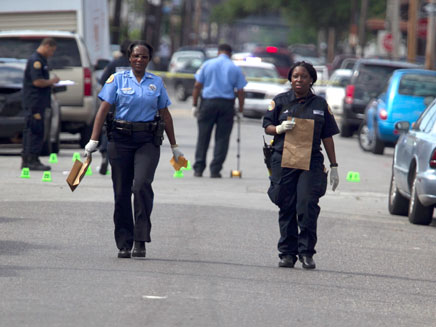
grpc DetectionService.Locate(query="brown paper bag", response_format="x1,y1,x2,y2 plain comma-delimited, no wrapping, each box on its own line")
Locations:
169,155,188,171
66,157,92,192
281,117,314,170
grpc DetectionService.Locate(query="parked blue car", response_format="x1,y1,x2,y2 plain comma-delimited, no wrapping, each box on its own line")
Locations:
358,69,436,154
389,99,436,225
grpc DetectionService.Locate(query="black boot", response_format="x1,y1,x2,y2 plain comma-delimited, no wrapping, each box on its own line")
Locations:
28,154,51,171
132,241,146,258
21,154,29,169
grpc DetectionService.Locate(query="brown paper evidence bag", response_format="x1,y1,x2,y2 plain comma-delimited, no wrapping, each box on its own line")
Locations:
281,117,314,171
66,157,92,192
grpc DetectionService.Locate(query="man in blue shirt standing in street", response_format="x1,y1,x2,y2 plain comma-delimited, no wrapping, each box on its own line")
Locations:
191,44,247,178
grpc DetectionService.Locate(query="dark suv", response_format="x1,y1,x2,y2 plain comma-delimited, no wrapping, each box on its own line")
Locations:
340,58,419,137
167,46,218,101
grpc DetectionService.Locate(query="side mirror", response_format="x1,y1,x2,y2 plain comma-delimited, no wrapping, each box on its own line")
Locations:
395,121,410,132
95,59,110,70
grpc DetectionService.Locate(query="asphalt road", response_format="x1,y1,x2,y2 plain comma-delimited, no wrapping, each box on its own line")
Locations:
1,98,436,326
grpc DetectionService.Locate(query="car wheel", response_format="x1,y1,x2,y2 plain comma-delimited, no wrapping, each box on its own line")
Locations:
372,135,385,155
79,124,93,149
358,122,374,152
408,171,433,225
388,171,409,216
340,121,354,137
175,83,187,101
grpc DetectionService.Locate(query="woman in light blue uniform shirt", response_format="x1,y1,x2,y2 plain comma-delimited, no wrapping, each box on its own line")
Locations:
84,40,184,259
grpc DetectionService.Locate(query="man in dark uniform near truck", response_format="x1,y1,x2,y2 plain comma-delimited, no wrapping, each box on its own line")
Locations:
21,37,60,170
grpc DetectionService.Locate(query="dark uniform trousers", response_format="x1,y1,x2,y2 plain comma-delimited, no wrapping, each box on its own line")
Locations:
22,107,45,155
108,130,160,250
268,151,327,258
194,98,235,175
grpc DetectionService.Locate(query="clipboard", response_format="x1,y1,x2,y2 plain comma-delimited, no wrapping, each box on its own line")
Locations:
66,157,92,192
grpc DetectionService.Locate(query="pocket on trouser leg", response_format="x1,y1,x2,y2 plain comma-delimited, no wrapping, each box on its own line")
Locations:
316,171,328,198
30,117,44,136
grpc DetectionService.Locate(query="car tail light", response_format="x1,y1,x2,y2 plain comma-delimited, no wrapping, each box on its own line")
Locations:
379,109,388,120
84,68,92,96
430,149,436,168
266,46,278,53
345,85,355,104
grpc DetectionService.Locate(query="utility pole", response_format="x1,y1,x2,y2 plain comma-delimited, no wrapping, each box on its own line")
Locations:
407,0,418,63
193,0,202,45
111,0,122,44
358,0,368,57
425,0,436,70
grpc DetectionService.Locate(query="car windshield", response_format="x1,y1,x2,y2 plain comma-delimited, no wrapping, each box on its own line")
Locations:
239,65,280,81
0,37,82,68
0,66,24,85
398,74,436,97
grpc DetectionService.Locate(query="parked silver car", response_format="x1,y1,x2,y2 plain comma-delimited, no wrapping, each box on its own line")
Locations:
389,99,436,225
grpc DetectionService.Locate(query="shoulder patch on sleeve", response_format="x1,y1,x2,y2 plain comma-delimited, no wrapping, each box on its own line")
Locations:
33,61,42,69
327,105,333,115
268,100,276,111
105,74,115,84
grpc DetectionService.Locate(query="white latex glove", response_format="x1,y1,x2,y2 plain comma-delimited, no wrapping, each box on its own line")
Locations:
171,145,184,162
84,140,99,158
276,119,296,134
192,106,199,118
330,166,339,192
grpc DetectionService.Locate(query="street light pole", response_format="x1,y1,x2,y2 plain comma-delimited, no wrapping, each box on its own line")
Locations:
391,0,400,60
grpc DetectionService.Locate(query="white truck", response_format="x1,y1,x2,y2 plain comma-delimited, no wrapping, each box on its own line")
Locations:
0,0,112,148
0,0,111,66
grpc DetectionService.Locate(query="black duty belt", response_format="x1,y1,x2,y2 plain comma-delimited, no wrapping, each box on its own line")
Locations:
114,120,156,132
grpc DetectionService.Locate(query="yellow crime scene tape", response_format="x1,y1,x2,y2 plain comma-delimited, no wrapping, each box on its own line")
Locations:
149,70,331,86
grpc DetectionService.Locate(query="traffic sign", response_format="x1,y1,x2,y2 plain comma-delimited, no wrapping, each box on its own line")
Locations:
382,33,393,52
418,18,428,39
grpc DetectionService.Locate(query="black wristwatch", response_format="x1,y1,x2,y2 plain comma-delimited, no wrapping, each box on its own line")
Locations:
330,163,338,168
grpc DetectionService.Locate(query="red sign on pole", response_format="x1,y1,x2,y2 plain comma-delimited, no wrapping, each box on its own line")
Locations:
383,33,393,52
418,18,428,39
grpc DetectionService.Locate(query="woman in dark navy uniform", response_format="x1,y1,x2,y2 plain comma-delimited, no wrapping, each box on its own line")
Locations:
263,61,340,269
84,41,184,259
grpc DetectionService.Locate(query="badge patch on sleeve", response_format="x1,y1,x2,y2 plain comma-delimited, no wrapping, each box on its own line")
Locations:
328,105,333,115
106,74,115,84
33,61,42,69
268,100,275,111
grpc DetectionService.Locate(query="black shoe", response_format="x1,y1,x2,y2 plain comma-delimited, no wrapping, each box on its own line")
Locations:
299,255,316,269
278,255,297,268
99,152,109,175
194,171,203,177
27,155,51,171
118,248,131,258
132,241,146,258
210,172,222,178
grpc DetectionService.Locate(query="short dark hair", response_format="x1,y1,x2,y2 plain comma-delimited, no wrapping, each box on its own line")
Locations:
127,40,154,60
218,44,232,54
40,38,56,47
287,61,317,85
120,39,132,55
